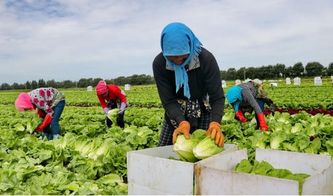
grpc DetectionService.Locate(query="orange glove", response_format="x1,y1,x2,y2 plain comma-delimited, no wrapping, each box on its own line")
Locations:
172,121,190,144
206,121,224,147
35,114,53,132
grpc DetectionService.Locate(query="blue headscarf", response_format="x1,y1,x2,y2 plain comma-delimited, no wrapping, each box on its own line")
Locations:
161,22,202,99
226,86,243,112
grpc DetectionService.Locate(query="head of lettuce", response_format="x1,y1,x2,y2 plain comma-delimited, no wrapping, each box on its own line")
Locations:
173,129,224,162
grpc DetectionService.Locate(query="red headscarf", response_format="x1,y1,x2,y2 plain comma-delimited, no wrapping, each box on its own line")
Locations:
96,80,108,96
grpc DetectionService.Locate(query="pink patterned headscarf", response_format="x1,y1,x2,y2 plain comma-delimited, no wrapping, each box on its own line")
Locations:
15,93,34,112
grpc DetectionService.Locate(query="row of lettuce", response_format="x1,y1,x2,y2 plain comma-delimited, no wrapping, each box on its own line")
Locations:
0,105,160,194
1,102,332,194
1,85,333,109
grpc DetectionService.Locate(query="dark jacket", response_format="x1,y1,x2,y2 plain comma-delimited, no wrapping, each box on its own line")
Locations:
153,48,225,125
239,82,262,114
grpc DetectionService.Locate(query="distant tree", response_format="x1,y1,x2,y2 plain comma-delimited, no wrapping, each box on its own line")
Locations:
246,67,257,79
129,74,154,85
220,70,227,80
225,68,237,80
38,79,46,87
18,84,25,89
327,62,333,76
46,79,57,88
236,67,247,80
1,83,11,90
113,76,129,86
77,78,88,88
105,79,114,85
292,62,304,77
274,64,286,78
322,67,328,76
78,78,94,87
255,67,262,79
305,62,324,76
284,66,293,77
12,82,20,89
259,65,274,79
25,81,31,89
62,80,75,88
3,63,331,89
31,80,38,89
92,78,103,86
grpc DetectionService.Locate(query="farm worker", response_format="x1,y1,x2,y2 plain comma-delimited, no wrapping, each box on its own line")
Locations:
96,80,127,128
153,22,225,147
226,80,275,131
15,88,65,140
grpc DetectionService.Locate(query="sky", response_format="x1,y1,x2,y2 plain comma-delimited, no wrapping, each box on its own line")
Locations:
1,0,333,84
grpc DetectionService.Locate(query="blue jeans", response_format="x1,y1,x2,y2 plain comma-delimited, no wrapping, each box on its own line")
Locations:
45,100,65,140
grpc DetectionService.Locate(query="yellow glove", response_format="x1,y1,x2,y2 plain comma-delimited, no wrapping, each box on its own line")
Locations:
172,121,190,144
206,121,224,147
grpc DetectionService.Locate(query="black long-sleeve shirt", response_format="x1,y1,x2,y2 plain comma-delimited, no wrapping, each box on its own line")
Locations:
153,48,225,125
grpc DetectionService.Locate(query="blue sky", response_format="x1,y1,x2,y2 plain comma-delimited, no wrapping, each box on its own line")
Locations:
1,0,332,84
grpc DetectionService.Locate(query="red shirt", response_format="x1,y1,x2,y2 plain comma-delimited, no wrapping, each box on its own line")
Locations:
97,84,127,108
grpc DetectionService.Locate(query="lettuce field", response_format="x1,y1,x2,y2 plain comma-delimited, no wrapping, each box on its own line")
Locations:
0,80,332,194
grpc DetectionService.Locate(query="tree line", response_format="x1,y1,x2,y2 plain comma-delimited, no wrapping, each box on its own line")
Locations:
0,74,155,90
221,62,333,80
1,61,332,90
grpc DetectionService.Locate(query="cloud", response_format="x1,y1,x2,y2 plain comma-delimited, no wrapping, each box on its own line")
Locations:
1,0,333,84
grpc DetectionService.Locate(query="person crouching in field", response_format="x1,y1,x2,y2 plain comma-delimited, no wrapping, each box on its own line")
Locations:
96,80,127,128
15,87,65,140
226,80,276,131
153,22,225,147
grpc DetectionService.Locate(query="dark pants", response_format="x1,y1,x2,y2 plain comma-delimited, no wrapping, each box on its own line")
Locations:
239,99,266,113
45,100,65,140
105,100,125,128
256,99,265,111
239,99,267,129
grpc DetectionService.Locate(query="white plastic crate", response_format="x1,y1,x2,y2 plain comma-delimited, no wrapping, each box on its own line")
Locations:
124,84,131,91
314,76,322,86
221,80,227,88
196,148,333,195
127,144,237,195
286,77,291,85
270,82,278,87
86,86,93,91
294,77,301,86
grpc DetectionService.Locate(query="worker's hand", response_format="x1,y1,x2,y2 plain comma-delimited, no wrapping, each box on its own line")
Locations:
36,109,46,119
206,122,224,147
172,121,190,144
270,103,277,112
257,113,268,132
35,114,53,132
118,102,126,115
103,107,109,115
34,127,43,133
235,111,247,122
265,98,274,105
